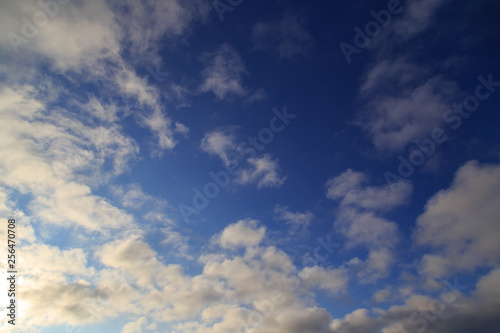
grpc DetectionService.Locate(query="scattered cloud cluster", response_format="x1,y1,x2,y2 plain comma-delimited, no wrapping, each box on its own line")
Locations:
355,0,459,152
326,169,412,283
200,128,286,188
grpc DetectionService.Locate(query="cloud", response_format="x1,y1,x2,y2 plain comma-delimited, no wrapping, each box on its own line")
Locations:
353,0,459,152
393,0,448,40
116,0,210,63
116,67,188,153
0,1,193,154
326,169,366,199
326,169,412,211
359,75,459,152
199,43,249,100
200,128,238,166
336,209,400,250
274,205,313,234
161,227,193,260
236,154,286,188
112,183,163,210
33,182,135,232
326,169,405,284
373,287,391,303
200,129,287,189
1,0,121,71
415,161,500,277
96,237,168,288
213,219,266,249
329,268,500,333
252,12,313,60
298,266,348,295
0,86,138,233
121,317,147,333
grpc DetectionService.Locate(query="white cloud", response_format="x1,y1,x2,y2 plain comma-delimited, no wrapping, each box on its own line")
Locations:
236,154,287,189
0,1,192,154
1,0,121,71
298,266,348,295
329,267,500,333
274,204,313,234
360,59,423,94
415,161,500,277
326,169,366,199
0,86,137,233
116,67,187,153
326,169,412,211
121,317,147,333
200,128,238,166
336,209,400,249
33,182,134,232
112,183,159,210
200,43,249,100
359,75,459,152
330,308,373,333
353,0,457,152
200,129,287,189
213,219,266,249
373,287,391,303
326,169,404,284
116,0,210,62
161,227,193,260
96,237,168,288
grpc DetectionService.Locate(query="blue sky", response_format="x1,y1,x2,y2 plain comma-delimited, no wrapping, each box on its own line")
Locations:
0,0,500,332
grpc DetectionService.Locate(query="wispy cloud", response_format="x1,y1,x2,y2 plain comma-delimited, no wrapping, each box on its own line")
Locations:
199,43,249,100
415,161,500,278
200,128,287,188
353,0,459,152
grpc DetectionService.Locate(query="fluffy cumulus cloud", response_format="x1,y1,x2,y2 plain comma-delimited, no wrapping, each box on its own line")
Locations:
212,219,266,249
329,267,500,333
0,86,137,233
415,161,500,277
122,317,147,333
326,169,409,284
298,266,348,295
